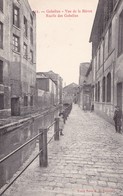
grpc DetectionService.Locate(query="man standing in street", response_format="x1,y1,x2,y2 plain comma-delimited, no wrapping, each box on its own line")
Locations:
113,106,122,133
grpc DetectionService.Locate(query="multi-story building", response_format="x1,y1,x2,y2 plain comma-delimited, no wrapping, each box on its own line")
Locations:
90,0,123,122
0,0,11,117
36,72,57,109
43,71,63,106
0,0,36,117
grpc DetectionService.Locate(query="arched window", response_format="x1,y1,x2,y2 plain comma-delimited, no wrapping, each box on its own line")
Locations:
102,77,105,102
107,73,111,102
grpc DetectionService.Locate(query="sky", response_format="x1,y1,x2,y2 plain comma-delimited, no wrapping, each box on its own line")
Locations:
28,0,98,85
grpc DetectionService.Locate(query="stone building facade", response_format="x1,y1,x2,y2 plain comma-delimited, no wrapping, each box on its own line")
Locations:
90,0,123,122
0,0,36,117
0,0,11,117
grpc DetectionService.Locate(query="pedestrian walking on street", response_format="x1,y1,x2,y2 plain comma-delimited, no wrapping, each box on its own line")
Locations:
59,113,64,136
113,106,122,133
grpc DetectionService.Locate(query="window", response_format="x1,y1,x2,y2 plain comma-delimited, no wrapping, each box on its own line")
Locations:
30,50,33,63
98,15,104,42
95,56,97,73
30,27,33,45
0,22,3,48
97,81,100,102
118,11,123,56
103,38,105,60
0,0,3,11
95,83,97,101
30,14,33,25
24,16,28,37
30,95,33,106
91,85,94,102
98,47,101,68
24,96,28,106
0,94,4,110
108,24,112,52
107,73,111,102
13,5,20,28
13,34,20,52
0,60,3,84
23,43,27,59
108,0,114,16
102,77,105,102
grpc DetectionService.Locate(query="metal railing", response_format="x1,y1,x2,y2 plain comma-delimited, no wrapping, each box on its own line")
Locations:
0,104,72,196
0,118,60,196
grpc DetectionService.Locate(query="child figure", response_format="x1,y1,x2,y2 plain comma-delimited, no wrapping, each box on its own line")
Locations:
59,113,64,136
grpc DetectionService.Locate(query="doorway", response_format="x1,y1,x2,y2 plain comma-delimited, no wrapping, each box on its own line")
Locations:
11,97,20,116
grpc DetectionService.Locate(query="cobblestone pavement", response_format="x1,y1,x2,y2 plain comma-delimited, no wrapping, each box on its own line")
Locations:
2,105,123,196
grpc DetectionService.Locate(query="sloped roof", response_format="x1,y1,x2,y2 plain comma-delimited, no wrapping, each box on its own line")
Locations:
36,72,57,84
63,83,79,92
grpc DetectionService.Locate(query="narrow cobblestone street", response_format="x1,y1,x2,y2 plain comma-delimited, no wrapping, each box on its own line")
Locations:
3,105,123,196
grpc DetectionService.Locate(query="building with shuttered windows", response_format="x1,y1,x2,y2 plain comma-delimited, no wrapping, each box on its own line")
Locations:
0,0,36,117
90,0,123,122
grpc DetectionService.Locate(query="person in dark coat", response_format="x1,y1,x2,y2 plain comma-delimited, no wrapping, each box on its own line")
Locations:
113,106,122,133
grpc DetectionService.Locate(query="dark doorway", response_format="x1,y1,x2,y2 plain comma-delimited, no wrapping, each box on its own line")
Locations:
11,98,20,116
117,83,122,110
83,94,91,110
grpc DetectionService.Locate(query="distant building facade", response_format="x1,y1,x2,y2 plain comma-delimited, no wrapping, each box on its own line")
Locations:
0,0,36,117
63,83,79,104
36,72,57,109
90,0,123,122
79,62,93,110
42,71,63,106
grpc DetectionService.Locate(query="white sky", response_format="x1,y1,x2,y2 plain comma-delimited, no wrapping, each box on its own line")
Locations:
28,0,98,85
